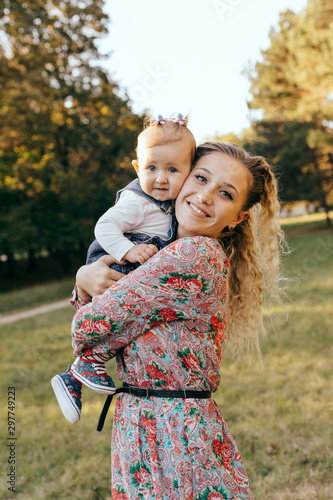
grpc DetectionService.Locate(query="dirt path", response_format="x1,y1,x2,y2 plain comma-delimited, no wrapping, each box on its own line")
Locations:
0,298,71,326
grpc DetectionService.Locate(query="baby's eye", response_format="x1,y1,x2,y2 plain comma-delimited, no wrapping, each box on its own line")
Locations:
195,174,206,183
169,167,178,173
148,165,156,171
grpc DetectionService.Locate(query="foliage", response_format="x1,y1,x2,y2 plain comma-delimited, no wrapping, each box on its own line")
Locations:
245,0,333,220
243,120,320,204
0,0,142,270
215,1,333,220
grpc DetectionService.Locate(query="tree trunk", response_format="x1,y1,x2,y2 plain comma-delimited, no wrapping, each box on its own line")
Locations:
78,239,87,262
324,206,332,227
60,248,71,274
27,248,38,272
5,249,15,277
313,159,331,227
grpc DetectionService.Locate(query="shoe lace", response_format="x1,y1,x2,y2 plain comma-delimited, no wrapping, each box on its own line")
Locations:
92,363,108,375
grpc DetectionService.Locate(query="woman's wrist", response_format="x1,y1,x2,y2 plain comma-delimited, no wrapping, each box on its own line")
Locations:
70,283,91,310
76,265,93,301
76,284,92,302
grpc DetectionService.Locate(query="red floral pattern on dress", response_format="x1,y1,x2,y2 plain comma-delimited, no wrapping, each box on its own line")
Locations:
71,236,252,499
146,363,169,385
93,319,111,334
80,318,94,333
182,352,201,372
167,276,185,289
184,278,203,293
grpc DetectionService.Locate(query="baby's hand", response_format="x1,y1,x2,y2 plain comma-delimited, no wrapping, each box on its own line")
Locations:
123,244,159,264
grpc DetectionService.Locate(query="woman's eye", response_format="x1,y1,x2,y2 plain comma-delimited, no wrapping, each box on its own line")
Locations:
221,190,233,200
195,174,206,182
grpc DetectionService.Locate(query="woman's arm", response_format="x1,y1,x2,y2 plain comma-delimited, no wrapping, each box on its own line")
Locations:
72,237,228,356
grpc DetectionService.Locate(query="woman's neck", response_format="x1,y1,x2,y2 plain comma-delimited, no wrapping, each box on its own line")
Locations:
177,225,194,239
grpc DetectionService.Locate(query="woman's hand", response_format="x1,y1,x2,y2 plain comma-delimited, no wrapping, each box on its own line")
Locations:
76,255,125,300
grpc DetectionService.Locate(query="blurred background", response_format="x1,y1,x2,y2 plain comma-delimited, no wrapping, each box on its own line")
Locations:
0,1,332,499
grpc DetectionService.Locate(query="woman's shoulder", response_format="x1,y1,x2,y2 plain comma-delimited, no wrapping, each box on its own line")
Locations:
164,236,229,269
172,235,225,251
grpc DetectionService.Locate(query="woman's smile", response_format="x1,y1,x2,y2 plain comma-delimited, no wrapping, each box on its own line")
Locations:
186,200,210,217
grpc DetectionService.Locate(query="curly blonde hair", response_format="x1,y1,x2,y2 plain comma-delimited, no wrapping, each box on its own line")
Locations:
194,142,285,361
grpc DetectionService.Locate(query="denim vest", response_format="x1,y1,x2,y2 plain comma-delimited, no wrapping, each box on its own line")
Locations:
86,179,177,274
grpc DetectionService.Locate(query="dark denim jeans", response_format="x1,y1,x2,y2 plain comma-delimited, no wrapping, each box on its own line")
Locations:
86,232,174,273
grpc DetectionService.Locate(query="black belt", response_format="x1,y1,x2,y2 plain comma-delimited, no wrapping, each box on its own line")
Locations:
97,384,212,432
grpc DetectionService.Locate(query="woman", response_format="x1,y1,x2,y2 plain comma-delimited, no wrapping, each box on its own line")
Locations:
72,142,283,499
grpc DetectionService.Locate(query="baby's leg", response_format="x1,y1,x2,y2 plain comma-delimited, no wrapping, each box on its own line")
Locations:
51,365,83,424
71,352,116,395
51,354,116,424
70,291,122,401
53,256,129,424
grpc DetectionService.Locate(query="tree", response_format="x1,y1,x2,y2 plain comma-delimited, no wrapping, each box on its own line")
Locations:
246,0,333,222
0,0,142,273
243,120,320,204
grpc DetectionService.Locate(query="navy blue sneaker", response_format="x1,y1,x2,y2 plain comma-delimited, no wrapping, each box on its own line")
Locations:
51,365,82,423
71,357,116,395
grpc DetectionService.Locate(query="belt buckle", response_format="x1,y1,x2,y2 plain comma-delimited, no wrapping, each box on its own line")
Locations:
145,387,149,398
129,386,132,396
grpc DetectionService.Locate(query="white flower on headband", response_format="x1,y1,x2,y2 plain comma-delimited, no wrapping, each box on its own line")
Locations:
171,113,188,126
151,114,167,125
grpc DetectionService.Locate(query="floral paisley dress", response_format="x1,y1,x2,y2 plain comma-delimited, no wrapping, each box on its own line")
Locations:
71,236,253,500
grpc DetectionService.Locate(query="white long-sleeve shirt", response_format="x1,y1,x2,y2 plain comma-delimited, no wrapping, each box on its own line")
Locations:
94,190,172,262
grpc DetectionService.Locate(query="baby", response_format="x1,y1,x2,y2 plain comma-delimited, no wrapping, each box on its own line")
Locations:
51,114,196,424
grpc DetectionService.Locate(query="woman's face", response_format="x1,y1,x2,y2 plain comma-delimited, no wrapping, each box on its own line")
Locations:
175,152,252,239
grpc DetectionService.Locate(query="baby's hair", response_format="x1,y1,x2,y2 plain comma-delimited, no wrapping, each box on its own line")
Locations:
136,115,196,163
194,142,286,361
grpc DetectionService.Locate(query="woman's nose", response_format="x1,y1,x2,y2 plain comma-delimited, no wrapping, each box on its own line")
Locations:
197,187,213,204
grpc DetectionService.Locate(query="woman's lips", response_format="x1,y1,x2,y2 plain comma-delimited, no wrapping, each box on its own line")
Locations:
186,200,210,217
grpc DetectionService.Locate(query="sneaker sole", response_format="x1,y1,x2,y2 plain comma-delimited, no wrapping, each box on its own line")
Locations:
71,368,116,395
51,375,81,424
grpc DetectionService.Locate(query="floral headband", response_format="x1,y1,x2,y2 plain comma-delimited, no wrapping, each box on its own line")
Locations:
150,113,188,127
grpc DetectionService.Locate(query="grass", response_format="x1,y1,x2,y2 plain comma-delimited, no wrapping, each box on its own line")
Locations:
0,309,115,500
0,278,75,316
1,224,333,499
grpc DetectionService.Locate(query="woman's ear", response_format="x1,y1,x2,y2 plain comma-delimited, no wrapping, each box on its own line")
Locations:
132,160,139,174
233,211,249,227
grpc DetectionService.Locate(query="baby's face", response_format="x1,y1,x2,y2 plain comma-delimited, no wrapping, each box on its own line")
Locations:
133,141,192,201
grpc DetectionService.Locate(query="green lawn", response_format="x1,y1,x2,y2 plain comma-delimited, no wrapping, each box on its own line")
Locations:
0,278,75,316
1,228,332,499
